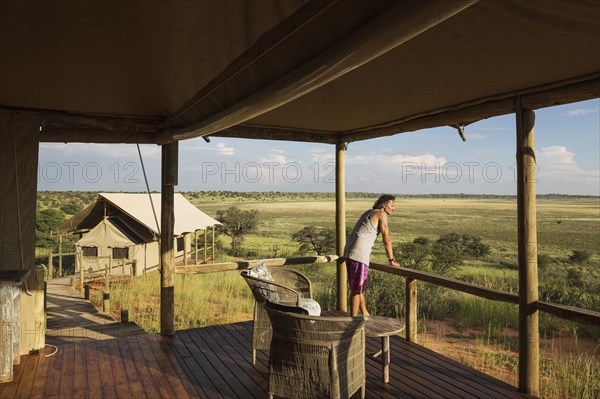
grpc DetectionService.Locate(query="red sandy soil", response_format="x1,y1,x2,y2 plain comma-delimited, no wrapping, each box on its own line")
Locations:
417,319,598,388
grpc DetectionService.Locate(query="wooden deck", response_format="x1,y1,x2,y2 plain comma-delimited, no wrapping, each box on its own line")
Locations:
45,277,146,345
1,320,532,399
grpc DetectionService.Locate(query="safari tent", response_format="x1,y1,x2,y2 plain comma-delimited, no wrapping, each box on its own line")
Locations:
0,1,599,396
58,193,221,275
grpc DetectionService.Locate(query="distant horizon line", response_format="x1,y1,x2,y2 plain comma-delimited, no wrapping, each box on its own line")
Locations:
37,190,599,198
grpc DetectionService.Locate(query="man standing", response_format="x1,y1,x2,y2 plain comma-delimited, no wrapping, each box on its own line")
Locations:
344,194,399,316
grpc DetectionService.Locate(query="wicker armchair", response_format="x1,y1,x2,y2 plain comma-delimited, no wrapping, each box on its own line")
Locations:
241,268,313,364
265,302,366,399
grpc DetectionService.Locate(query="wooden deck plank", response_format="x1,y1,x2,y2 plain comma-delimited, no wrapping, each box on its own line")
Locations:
96,340,118,399
167,331,216,398
106,338,133,398
202,324,267,398
399,338,529,399
154,334,200,398
179,329,240,398
29,348,53,399
84,341,103,399
13,352,41,399
135,334,178,399
44,340,65,399
72,339,88,399
58,344,76,399
115,336,148,399
126,335,163,399
3,320,531,399
145,334,192,399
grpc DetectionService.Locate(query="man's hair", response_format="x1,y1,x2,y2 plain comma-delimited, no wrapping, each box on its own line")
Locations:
372,194,396,209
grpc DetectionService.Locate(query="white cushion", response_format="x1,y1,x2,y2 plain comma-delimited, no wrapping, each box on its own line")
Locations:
298,298,321,316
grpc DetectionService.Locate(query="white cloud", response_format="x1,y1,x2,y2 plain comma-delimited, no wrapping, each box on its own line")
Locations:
564,108,598,117
40,143,160,159
260,148,287,164
537,146,599,186
216,142,235,155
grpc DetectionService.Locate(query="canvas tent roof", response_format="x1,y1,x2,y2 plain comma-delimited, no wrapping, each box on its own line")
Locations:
58,193,221,236
1,0,598,145
77,218,142,248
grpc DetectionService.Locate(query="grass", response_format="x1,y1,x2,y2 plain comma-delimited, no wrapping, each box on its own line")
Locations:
44,192,599,398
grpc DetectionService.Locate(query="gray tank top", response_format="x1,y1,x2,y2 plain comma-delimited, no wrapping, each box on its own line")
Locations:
344,209,379,264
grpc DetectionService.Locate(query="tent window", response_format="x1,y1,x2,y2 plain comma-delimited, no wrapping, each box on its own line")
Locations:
176,237,184,252
82,246,98,257
112,247,129,260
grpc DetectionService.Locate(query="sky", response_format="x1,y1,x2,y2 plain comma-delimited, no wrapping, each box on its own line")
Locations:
38,99,600,195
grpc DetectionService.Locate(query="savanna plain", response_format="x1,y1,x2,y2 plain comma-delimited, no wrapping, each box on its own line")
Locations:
39,192,599,399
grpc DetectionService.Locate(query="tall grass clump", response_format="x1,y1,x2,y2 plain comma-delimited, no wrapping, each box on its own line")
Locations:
98,271,254,332
540,350,600,399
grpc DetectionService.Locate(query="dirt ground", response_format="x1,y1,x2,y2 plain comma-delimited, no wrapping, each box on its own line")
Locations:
416,319,598,388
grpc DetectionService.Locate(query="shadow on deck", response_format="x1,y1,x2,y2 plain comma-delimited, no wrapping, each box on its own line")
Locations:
1,321,532,399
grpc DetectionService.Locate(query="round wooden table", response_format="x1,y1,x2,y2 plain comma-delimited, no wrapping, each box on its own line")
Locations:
364,316,405,383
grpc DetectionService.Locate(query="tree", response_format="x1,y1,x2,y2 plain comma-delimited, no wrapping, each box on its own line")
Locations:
215,207,259,251
36,208,66,249
292,226,336,255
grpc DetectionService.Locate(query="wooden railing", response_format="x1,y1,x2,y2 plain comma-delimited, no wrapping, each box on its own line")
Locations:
173,255,600,336
369,262,600,342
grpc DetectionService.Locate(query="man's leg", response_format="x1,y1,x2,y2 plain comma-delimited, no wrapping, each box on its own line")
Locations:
350,294,361,316
359,292,369,316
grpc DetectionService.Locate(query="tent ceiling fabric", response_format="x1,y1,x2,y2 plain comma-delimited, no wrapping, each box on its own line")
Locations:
1,0,599,145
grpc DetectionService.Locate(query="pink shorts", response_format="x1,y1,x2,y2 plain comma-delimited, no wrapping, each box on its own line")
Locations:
346,258,369,295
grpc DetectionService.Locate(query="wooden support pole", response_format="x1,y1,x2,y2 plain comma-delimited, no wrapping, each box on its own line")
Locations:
161,141,178,336
211,226,215,262
335,142,347,312
516,105,539,396
58,235,63,277
406,278,418,343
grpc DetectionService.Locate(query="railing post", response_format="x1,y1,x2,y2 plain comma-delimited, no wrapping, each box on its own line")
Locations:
84,284,90,300
102,291,110,313
121,309,129,323
406,278,417,343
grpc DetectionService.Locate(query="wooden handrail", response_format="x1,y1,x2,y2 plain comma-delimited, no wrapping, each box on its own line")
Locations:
175,255,339,274
370,262,519,304
536,301,600,326
369,262,599,328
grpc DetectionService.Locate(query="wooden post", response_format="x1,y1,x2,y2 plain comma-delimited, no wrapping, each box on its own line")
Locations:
406,278,418,342
335,142,347,312
106,255,112,291
84,284,90,300
194,230,198,264
211,226,215,262
78,250,84,293
121,309,129,323
161,141,178,335
58,235,63,277
204,229,208,263
183,234,188,266
516,105,539,396
102,291,110,313
48,252,53,280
